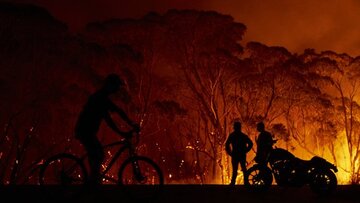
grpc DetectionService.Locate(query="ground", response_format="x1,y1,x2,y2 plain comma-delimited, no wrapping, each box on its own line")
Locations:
0,185,359,203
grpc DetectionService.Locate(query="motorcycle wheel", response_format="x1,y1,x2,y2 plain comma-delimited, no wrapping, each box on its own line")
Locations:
244,164,273,192
309,169,337,195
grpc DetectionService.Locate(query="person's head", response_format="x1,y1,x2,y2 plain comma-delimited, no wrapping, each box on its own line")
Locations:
257,122,265,132
103,73,125,94
233,121,241,132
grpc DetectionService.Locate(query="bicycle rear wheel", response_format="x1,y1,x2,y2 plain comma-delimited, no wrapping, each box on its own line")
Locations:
39,153,87,199
118,156,163,200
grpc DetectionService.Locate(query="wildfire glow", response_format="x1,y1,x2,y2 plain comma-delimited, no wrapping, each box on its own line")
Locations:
217,131,356,185
2,2,360,186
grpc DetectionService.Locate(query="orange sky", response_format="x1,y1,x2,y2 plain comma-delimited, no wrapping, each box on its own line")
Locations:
12,0,360,56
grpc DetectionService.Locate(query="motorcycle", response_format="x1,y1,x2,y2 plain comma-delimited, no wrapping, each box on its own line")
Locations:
244,142,338,194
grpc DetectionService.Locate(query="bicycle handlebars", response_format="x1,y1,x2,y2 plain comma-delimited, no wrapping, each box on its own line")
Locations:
121,128,141,146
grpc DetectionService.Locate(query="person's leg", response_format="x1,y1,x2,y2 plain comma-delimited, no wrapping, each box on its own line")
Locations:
83,137,104,185
239,154,247,184
256,152,268,181
230,158,239,185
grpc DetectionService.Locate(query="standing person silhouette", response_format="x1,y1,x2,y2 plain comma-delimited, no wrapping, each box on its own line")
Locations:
255,122,275,167
225,121,253,185
75,73,139,185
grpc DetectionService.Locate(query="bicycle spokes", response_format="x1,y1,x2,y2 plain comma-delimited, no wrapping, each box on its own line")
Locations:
131,161,146,182
40,154,87,185
119,156,163,185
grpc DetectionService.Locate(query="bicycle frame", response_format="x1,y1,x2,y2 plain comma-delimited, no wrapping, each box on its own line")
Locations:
104,139,137,182
77,138,137,183
39,129,165,188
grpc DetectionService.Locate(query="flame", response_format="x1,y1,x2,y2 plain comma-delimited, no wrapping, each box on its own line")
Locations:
218,130,356,185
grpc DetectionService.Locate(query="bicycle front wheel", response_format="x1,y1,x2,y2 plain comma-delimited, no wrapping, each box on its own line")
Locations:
118,156,163,200
118,156,163,185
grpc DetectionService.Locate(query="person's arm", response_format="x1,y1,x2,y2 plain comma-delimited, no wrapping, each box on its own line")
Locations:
225,134,232,155
103,112,129,138
246,135,253,152
265,132,274,147
108,100,139,131
113,105,133,125
116,107,140,132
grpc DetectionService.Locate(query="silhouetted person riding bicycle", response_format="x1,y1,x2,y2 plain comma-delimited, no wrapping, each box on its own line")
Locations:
75,73,139,185
255,122,275,167
225,121,253,185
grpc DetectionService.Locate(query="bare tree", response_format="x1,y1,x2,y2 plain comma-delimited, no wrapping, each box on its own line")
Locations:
298,51,360,183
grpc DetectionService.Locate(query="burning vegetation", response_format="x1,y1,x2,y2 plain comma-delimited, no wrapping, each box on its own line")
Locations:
0,2,359,185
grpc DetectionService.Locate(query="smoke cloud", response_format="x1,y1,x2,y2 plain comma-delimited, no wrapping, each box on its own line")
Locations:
10,0,360,56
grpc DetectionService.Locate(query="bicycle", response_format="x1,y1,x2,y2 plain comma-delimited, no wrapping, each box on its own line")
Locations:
38,129,164,200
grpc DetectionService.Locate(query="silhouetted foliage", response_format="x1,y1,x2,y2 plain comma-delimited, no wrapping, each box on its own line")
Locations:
1,2,360,184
